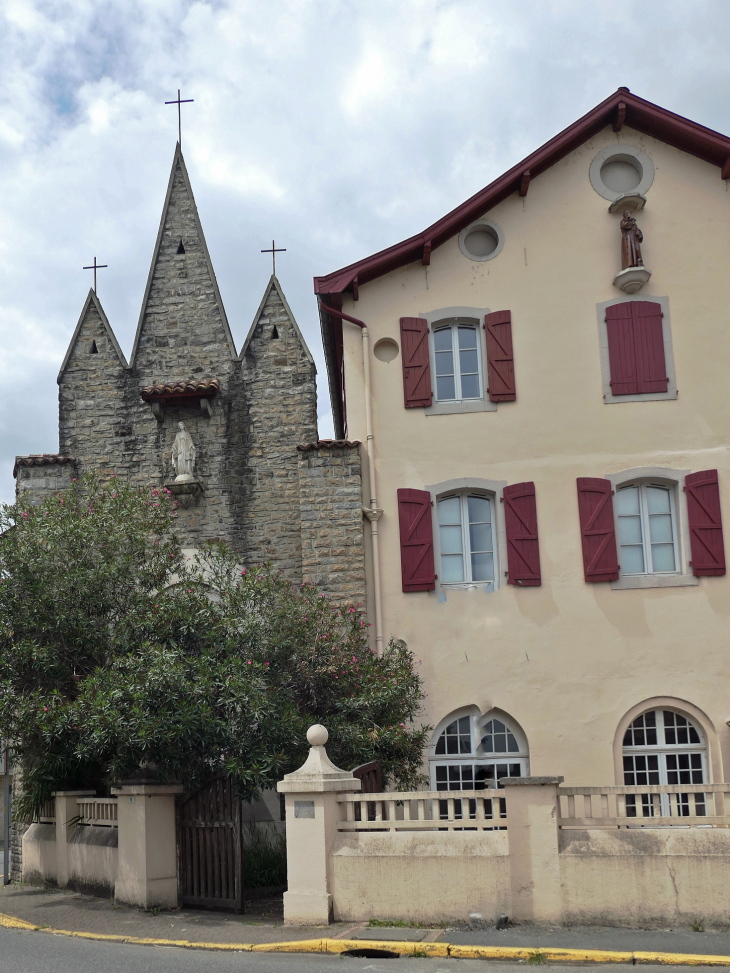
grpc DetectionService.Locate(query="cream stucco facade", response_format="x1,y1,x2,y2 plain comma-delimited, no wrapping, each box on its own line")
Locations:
328,122,730,788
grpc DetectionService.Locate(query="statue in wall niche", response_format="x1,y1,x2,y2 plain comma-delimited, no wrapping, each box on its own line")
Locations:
171,421,196,482
620,210,644,269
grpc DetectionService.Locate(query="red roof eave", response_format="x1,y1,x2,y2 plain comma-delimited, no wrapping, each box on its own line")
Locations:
313,88,730,297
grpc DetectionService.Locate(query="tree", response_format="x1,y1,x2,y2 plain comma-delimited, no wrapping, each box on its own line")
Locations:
0,474,428,815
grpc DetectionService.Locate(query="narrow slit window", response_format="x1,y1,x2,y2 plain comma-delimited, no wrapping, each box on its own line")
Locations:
177,240,186,254
89,340,98,355
271,325,279,339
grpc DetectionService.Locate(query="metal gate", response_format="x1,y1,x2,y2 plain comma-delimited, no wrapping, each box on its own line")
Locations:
177,774,244,912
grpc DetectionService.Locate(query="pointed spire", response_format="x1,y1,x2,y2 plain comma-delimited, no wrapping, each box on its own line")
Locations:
130,145,236,373
58,289,128,382
240,274,314,367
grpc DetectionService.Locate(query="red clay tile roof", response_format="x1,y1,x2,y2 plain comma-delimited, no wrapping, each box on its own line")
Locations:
140,378,220,401
13,454,76,478
297,440,361,451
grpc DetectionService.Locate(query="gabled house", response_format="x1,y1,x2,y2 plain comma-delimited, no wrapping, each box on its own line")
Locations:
314,88,730,791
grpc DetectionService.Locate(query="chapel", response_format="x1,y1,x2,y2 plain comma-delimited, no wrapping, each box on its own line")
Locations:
13,146,366,608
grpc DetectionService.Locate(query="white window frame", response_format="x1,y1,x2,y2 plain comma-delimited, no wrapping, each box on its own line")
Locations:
595,295,678,404
621,707,707,817
432,323,483,403
616,482,680,576
426,478,508,596
428,708,529,791
606,468,698,589
437,493,496,588
420,307,496,416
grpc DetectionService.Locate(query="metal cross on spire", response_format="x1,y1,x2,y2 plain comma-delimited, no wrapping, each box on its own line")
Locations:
83,256,108,294
165,89,194,147
261,240,286,277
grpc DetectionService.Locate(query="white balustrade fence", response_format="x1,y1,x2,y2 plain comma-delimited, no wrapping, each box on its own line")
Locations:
338,790,508,831
558,783,730,828
75,797,118,828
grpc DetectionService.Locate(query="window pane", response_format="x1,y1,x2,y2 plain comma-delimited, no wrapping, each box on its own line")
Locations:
649,514,673,544
460,373,481,399
646,486,671,514
471,551,494,582
441,554,464,583
436,375,455,400
433,329,452,352
439,525,463,555
469,523,492,553
459,349,478,374
621,544,645,574
616,486,640,515
457,326,477,349
438,496,461,525
468,496,491,524
651,543,675,572
435,351,454,376
619,516,643,545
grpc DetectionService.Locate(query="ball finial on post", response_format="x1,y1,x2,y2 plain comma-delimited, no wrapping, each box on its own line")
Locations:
307,724,328,747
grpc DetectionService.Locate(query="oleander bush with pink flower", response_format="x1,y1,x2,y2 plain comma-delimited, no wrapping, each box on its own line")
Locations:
0,473,428,817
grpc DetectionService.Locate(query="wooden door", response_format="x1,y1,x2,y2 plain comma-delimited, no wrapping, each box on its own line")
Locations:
177,774,243,913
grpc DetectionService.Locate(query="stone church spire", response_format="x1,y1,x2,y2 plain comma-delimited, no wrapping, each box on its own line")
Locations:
130,145,236,378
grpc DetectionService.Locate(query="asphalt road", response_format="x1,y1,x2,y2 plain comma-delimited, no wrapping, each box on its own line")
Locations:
0,927,699,973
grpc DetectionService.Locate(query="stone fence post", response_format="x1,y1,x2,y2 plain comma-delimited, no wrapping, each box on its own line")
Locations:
277,725,361,925
54,790,95,888
502,776,563,923
112,782,183,909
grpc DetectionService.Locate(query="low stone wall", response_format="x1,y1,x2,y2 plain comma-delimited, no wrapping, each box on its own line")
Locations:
560,828,730,928
331,831,510,923
23,823,118,898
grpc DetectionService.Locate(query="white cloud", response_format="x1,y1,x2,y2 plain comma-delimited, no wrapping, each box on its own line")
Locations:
2,0,730,500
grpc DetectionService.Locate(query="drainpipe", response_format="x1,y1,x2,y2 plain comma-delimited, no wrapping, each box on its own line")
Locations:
319,301,384,653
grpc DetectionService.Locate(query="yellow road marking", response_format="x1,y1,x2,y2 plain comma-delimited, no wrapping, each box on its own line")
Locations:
1,913,729,963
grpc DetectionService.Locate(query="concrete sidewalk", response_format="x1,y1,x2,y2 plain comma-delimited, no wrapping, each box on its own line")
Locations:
2,884,730,961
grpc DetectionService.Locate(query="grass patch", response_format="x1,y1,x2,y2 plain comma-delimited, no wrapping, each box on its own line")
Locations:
528,952,547,965
410,947,429,958
690,918,705,932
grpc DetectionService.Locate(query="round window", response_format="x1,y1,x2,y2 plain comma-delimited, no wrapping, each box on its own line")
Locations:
589,145,654,202
458,220,504,262
373,337,399,362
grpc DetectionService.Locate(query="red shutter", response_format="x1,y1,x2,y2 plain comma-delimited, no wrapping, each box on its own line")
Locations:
397,488,436,592
685,470,726,577
503,482,541,586
399,317,432,408
576,478,619,582
606,301,668,395
484,311,516,402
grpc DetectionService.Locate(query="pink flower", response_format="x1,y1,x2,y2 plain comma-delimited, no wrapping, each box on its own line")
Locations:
43,706,48,712
264,662,269,667
247,660,252,665
21,512,28,518
241,569,246,576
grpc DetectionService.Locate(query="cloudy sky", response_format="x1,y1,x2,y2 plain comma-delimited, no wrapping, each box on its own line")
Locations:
2,0,730,501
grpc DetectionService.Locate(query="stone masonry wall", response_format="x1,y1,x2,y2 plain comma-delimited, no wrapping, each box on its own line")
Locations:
297,442,366,607
14,459,77,503
240,281,318,579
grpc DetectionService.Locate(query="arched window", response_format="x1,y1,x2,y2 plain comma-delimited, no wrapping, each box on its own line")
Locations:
622,708,706,816
433,323,482,402
429,709,529,793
